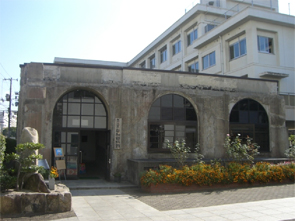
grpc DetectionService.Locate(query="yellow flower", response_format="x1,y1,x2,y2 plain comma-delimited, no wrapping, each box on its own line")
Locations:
50,166,59,178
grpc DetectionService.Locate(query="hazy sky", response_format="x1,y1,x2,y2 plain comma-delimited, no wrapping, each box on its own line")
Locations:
0,0,294,111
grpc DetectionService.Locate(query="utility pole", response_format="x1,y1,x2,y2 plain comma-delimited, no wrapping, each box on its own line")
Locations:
4,78,18,138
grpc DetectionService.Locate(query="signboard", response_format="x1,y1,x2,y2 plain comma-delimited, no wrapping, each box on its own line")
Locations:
54,147,64,157
56,160,66,170
114,118,122,149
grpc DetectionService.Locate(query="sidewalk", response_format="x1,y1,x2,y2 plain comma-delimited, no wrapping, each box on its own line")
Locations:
1,182,294,221
69,184,295,221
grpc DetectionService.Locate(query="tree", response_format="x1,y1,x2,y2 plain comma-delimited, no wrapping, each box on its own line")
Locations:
6,142,44,190
2,127,17,138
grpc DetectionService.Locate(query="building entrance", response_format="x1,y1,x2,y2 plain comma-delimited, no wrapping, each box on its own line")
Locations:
52,89,109,180
79,130,110,179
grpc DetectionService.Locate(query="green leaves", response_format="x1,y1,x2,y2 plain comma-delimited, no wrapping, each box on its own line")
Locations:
285,135,295,161
166,139,190,168
224,134,260,163
6,142,45,190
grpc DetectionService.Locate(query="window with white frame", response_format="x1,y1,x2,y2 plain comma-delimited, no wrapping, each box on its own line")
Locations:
160,47,167,63
173,40,181,55
230,38,247,60
149,55,155,69
205,24,216,33
187,29,198,46
188,62,199,73
257,36,273,53
202,51,215,70
140,61,146,68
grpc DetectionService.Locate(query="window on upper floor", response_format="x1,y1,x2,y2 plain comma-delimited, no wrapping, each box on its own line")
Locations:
140,61,146,68
188,62,199,73
202,51,215,70
173,40,181,55
187,29,198,46
258,36,273,54
160,47,167,63
230,38,247,60
205,24,216,33
149,55,155,69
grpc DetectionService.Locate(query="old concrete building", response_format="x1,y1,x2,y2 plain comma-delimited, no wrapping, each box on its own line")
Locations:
18,0,293,182
18,62,288,182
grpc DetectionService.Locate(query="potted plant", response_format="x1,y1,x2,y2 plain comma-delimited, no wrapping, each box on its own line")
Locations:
113,171,121,183
49,166,59,190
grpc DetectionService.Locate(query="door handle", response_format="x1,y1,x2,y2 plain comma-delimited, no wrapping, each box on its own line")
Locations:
79,151,82,163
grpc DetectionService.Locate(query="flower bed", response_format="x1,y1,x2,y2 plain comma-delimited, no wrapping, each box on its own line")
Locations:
140,162,295,193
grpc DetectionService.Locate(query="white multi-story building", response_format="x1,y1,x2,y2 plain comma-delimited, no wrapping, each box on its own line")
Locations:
55,0,295,134
0,110,17,135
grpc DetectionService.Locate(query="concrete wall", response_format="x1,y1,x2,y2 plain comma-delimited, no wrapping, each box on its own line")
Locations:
18,62,288,179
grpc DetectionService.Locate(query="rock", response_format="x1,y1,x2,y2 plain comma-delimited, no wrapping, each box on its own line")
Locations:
0,184,72,215
23,173,50,193
21,193,46,214
59,192,72,212
0,194,21,215
46,193,60,212
20,127,39,143
19,127,39,166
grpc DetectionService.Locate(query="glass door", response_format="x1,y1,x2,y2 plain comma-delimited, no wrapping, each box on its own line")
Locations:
65,132,79,178
53,131,79,179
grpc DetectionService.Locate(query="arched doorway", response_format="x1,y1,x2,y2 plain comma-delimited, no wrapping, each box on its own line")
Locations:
52,89,110,179
229,98,269,152
148,94,198,152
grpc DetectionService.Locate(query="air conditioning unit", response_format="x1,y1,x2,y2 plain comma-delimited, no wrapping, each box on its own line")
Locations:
208,1,214,5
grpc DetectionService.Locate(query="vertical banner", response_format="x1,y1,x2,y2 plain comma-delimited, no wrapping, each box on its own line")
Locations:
114,118,122,149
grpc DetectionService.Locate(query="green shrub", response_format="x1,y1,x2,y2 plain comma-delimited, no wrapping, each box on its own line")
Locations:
6,142,45,190
140,162,295,187
285,135,295,161
0,134,6,169
224,134,260,163
0,171,16,192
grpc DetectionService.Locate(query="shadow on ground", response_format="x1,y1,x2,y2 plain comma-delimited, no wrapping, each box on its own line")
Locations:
122,183,295,211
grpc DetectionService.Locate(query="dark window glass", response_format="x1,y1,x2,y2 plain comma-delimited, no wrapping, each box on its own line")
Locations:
53,90,107,129
229,99,269,152
186,109,197,121
174,108,186,120
148,94,198,152
161,107,173,120
230,110,239,122
149,107,160,120
161,95,173,107
174,95,184,107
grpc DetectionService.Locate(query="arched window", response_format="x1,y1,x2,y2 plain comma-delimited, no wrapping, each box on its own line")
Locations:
53,90,107,130
148,94,198,152
229,99,269,152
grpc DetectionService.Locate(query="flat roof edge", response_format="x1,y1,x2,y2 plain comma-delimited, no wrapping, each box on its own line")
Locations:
54,57,128,67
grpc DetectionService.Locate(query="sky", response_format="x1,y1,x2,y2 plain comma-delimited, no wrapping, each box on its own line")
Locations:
0,0,294,112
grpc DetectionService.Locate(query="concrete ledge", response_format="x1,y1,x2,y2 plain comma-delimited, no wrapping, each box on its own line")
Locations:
0,184,71,215
142,181,294,194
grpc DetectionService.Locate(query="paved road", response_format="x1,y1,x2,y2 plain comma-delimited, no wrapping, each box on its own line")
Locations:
1,183,295,221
